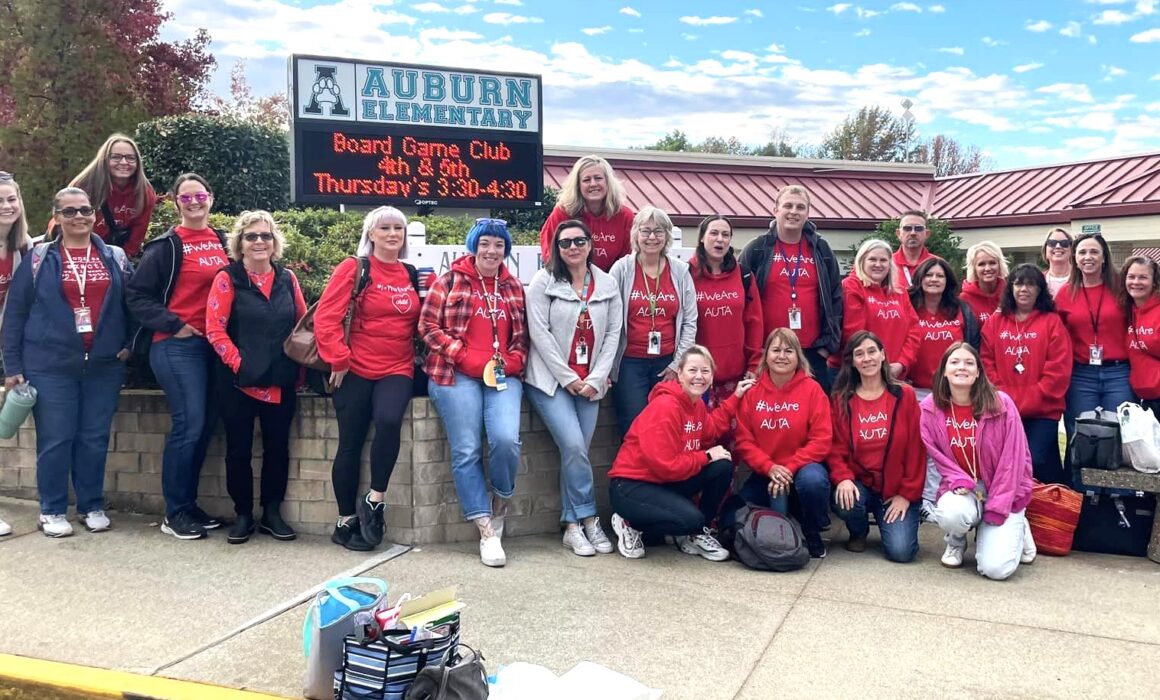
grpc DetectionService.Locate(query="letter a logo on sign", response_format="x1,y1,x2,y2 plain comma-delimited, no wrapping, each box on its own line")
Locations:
305,65,350,117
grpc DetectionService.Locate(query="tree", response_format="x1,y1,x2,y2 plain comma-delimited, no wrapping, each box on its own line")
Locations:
0,0,214,212
914,134,989,177
644,129,694,152
860,215,965,274
205,60,290,130
818,106,919,162
698,135,750,155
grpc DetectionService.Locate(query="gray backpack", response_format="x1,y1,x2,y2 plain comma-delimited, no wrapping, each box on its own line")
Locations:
729,504,810,572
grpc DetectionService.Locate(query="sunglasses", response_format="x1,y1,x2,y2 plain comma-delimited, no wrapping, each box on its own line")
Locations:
56,206,95,218
0,171,12,182
242,232,274,243
1045,239,1072,249
557,237,590,249
177,192,211,204
475,217,507,226
900,225,926,233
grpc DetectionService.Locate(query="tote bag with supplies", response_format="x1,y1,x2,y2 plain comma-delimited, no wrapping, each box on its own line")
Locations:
334,613,461,700
303,576,389,700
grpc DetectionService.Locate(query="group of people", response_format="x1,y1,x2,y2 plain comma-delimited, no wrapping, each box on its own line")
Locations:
1,148,1158,582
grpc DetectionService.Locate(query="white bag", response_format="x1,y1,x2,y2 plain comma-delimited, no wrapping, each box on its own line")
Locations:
1117,402,1160,474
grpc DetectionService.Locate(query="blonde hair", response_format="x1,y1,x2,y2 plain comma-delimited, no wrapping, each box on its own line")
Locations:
757,328,813,378
678,344,717,373
0,175,31,254
228,210,285,261
630,206,673,255
69,133,154,218
556,155,626,218
853,238,896,288
357,206,408,259
776,184,812,208
965,240,1009,283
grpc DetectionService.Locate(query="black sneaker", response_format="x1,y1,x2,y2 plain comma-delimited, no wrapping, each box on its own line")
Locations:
260,507,297,541
332,517,373,552
188,504,223,530
227,514,256,545
805,532,827,559
356,492,386,547
161,510,207,540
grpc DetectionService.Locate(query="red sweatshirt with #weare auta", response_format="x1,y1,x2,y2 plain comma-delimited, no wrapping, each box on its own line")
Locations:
1128,295,1160,400
539,205,635,272
689,259,763,384
733,370,833,476
832,275,921,374
981,310,1072,420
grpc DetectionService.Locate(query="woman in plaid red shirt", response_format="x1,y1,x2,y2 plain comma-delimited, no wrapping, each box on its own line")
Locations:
420,219,529,567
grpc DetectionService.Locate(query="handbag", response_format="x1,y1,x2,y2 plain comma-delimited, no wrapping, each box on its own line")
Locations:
1071,408,1123,471
284,256,371,372
334,614,461,700
405,645,488,700
302,576,389,700
1118,402,1160,474
1025,480,1083,556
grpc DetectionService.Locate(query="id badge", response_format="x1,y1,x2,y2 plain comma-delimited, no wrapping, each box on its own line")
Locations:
1014,361,1025,374
788,305,802,330
647,330,662,356
575,339,589,366
74,306,93,334
493,365,508,392
974,480,987,503
1089,344,1103,366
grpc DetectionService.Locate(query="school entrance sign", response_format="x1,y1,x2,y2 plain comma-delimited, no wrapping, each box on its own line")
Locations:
288,55,544,209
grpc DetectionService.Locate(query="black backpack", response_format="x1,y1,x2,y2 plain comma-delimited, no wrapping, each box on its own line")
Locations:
1071,409,1122,471
725,503,810,572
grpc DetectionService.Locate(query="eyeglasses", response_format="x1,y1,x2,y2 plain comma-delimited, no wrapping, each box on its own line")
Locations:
475,217,507,226
242,232,275,243
1045,239,1072,249
177,192,211,204
56,206,95,218
638,228,667,239
900,225,926,233
557,237,590,249
108,154,137,164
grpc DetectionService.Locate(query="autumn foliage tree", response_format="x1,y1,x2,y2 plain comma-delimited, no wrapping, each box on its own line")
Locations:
0,0,214,213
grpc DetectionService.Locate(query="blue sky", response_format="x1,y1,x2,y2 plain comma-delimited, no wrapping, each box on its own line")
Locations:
161,0,1160,169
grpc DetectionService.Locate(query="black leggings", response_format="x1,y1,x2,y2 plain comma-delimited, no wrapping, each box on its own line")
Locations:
331,372,412,516
220,385,297,515
608,459,734,536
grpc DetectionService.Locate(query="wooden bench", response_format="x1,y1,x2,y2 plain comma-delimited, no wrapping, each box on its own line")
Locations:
1081,468,1160,564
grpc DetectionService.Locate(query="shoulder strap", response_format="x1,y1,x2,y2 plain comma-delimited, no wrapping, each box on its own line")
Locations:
741,270,752,297
100,202,118,232
403,262,420,296
29,242,51,282
352,256,371,297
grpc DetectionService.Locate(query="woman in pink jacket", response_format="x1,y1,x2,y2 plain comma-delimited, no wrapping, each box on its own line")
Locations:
919,342,1035,580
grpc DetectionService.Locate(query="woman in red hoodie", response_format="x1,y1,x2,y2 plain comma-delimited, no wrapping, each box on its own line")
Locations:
829,331,925,561
608,345,754,562
981,264,1072,484
689,215,762,406
538,155,634,271
734,328,833,558
67,133,157,257
960,240,1008,327
832,238,920,380
1121,256,1160,415
907,257,981,391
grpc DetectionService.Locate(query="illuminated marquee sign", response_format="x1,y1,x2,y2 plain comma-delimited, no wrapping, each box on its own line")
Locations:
289,55,543,208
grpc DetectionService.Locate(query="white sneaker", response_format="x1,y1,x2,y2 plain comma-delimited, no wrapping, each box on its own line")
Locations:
80,510,112,533
0,517,11,537
610,513,645,559
583,517,615,554
941,543,965,568
479,535,506,567
676,528,731,562
1021,518,1037,564
38,514,74,538
562,526,596,556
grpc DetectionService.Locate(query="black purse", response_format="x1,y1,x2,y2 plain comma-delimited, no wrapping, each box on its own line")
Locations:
405,645,488,700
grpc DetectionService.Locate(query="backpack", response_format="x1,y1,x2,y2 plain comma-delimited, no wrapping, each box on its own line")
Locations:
28,240,130,281
1071,408,1122,471
726,503,810,572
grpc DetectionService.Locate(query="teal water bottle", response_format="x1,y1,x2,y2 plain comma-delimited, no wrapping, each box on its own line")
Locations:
0,382,37,439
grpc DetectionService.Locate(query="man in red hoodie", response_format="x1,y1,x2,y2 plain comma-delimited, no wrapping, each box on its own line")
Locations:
892,210,938,290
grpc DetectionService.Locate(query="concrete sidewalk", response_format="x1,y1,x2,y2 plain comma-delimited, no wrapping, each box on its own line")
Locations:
1,494,1159,699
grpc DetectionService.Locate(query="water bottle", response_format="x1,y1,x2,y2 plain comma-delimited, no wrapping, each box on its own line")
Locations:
0,382,37,439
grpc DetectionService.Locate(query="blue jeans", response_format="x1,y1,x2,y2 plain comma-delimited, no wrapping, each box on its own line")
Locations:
27,362,125,515
525,385,600,523
1065,362,1133,485
1023,417,1065,485
150,336,217,517
609,459,734,536
612,354,673,437
428,372,523,521
832,480,920,562
739,462,832,535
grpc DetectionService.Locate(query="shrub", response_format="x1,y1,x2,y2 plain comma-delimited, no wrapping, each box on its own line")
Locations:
857,216,965,274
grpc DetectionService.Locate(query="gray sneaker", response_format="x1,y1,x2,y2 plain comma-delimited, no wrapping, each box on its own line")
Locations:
562,526,596,556
676,528,730,562
610,513,645,559
584,517,614,554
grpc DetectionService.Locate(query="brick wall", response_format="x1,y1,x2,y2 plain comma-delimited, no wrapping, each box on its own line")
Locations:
0,389,619,544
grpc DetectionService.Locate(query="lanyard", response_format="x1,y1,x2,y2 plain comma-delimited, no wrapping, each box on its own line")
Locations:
639,258,665,330
902,265,913,286
1081,284,1105,342
950,405,979,482
575,271,592,314
480,273,502,357
63,243,94,305
1011,312,1030,363
776,240,805,300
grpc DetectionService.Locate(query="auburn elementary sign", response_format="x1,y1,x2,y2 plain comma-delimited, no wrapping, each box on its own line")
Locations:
288,55,544,209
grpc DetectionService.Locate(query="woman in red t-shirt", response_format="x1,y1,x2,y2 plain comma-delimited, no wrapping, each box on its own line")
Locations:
66,133,157,257
829,331,925,562
960,241,1008,327
538,155,634,271
1120,256,1160,414
688,215,762,407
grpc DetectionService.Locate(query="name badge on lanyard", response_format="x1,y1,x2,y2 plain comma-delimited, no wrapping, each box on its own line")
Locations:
779,240,805,331
1089,344,1103,366
575,339,589,365
65,244,95,334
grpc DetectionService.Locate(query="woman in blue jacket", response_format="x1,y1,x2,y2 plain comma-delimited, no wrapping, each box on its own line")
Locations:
1,187,134,537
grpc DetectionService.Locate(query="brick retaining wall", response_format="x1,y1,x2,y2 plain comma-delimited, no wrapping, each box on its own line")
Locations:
0,390,621,544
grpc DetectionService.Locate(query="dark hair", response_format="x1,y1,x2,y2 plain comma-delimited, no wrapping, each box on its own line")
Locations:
908,257,961,318
1040,227,1073,266
999,264,1054,315
1066,232,1115,295
1118,255,1160,316
931,342,1000,417
831,330,899,418
170,172,213,197
547,219,591,282
692,215,737,277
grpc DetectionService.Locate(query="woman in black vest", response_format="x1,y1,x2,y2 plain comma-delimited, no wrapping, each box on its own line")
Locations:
206,211,306,544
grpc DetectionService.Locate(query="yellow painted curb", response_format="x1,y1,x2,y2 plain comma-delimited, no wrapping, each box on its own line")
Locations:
0,653,295,700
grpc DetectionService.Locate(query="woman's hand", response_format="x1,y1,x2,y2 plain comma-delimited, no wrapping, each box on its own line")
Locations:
565,379,587,396
4,374,26,391
116,349,130,362
767,464,793,498
888,362,905,379
174,324,203,338
743,371,756,381
329,368,349,390
733,378,756,398
835,479,858,511
883,495,911,524
577,383,598,399
658,367,677,382
706,445,731,462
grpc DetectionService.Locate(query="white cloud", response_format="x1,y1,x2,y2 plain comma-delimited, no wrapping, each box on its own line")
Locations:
412,2,450,11
1140,0,1157,14
981,36,1004,47
938,47,965,55
855,28,872,36
1089,34,1099,43
721,50,758,62
1013,62,1044,73
679,16,739,25
1037,82,1096,103
1103,65,1128,79
1131,27,1160,40
494,0,522,5
928,4,945,12
950,108,1015,131
1077,112,1118,130
1093,9,1134,23
1026,19,1052,32
745,9,764,17
619,6,641,17
453,4,478,13
482,12,542,24
581,26,611,36
828,3,854,13
891,2,922,11
1059,21,1082,37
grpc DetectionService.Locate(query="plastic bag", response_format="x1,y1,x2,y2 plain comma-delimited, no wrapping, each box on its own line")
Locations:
488,662,562,699
1118,402,1160,474
558,662,663,700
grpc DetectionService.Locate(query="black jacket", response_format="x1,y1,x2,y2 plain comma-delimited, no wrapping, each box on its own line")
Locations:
961,302,981,349
738,221,844,354
125,226,228,354
220,261,299,388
